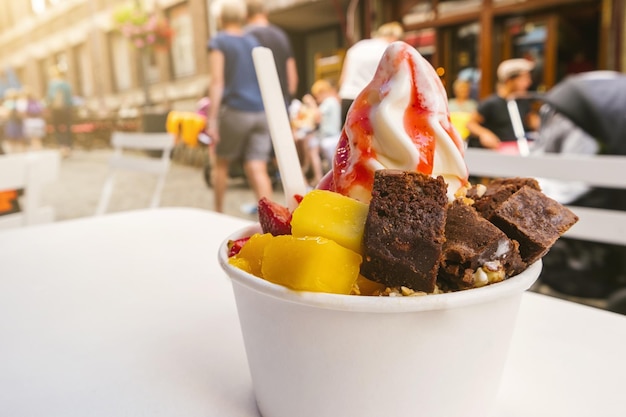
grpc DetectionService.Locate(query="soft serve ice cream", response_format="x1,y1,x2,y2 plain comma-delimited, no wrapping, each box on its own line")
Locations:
318,41,468,202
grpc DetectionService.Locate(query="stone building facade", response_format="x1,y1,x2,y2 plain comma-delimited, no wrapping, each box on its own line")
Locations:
1,1,211,115
0,0,623,122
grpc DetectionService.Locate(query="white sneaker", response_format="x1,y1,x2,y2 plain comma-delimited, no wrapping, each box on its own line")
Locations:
240,203,258,215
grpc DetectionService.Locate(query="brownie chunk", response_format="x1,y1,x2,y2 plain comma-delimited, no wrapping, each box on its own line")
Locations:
440,200,526,290
468,177,541,221
490,186,579,265
360,170,448,292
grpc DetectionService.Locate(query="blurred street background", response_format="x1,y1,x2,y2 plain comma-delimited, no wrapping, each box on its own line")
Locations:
2,0,624,226
40,146,282,222
2,0,626,314
3,0,623,231
1,0,623,129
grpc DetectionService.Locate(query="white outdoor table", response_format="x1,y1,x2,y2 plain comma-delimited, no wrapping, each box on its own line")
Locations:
0,208,624,416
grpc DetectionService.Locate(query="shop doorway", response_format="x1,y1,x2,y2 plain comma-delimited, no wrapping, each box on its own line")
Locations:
502,15,557,92
555,5,600,81
440,22,481,100
499,4,600,92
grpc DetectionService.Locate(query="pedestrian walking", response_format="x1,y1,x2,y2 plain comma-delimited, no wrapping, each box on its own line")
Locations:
245,0,298,106
448,78,478,142
1,88,25,153
20,86,46,150
308,79,341,184
206,0,273,214
46,66,73,157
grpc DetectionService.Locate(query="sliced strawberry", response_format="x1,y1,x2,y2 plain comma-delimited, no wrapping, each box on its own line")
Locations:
258,197,292,236
228,237,250,257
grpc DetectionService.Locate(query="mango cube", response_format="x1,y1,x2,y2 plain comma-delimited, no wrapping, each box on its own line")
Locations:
228,256,253,274
262,235,362,294
353,275,387,296
291,190,369,254
229,233,273,277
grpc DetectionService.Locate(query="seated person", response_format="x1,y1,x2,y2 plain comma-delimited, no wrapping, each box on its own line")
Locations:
466,59,539,153
305,80,341,185
448,78,477,142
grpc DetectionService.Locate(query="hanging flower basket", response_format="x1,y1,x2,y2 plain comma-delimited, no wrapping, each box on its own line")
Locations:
113,3,174,50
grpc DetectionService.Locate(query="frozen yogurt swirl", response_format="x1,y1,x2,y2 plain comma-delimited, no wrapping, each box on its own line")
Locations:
319,41,468,202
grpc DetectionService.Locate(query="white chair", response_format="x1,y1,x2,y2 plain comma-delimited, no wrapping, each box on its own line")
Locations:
0,150,60,230
464,148,626,246
95,132,175,216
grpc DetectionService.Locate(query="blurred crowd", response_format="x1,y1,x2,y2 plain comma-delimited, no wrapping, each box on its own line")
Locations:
0,65,76,157
0,86,46,153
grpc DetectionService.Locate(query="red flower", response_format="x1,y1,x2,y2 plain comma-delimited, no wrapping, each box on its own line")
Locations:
113,4,173,51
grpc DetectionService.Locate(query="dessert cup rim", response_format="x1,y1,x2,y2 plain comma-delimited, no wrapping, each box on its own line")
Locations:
218,223,542,313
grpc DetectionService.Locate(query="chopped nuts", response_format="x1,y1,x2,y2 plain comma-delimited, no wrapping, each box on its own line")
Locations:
472,264,506,287
474,183,487,198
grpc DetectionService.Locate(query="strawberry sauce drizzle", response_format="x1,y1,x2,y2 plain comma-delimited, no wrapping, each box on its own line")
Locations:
331,93,377,196
330,47,439,197
403,48,435,175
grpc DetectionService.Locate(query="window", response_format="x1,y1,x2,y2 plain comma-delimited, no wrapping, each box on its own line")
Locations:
144,50,159,84
403,2,434,26
31,0,46,14
405,28,436,61
0,2,12,30
111,33,133,91
54,52,68,74
76,44,94,97
38,57,52,98
169,3,196,78
439,22,481,99
31,0,65,15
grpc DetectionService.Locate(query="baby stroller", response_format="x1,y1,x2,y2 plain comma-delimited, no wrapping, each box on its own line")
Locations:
534,71,626,312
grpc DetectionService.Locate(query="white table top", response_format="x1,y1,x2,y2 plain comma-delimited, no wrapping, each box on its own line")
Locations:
0,208,624,416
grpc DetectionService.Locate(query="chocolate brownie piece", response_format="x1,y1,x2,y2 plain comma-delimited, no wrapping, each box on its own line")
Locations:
468,177,541,221
440,200,526,290
490,186,579,265
360,170,448,293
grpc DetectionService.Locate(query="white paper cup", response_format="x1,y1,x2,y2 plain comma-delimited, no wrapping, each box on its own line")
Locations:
219,224,541,417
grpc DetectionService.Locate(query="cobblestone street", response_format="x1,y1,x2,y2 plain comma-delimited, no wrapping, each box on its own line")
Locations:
41,148,284,223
